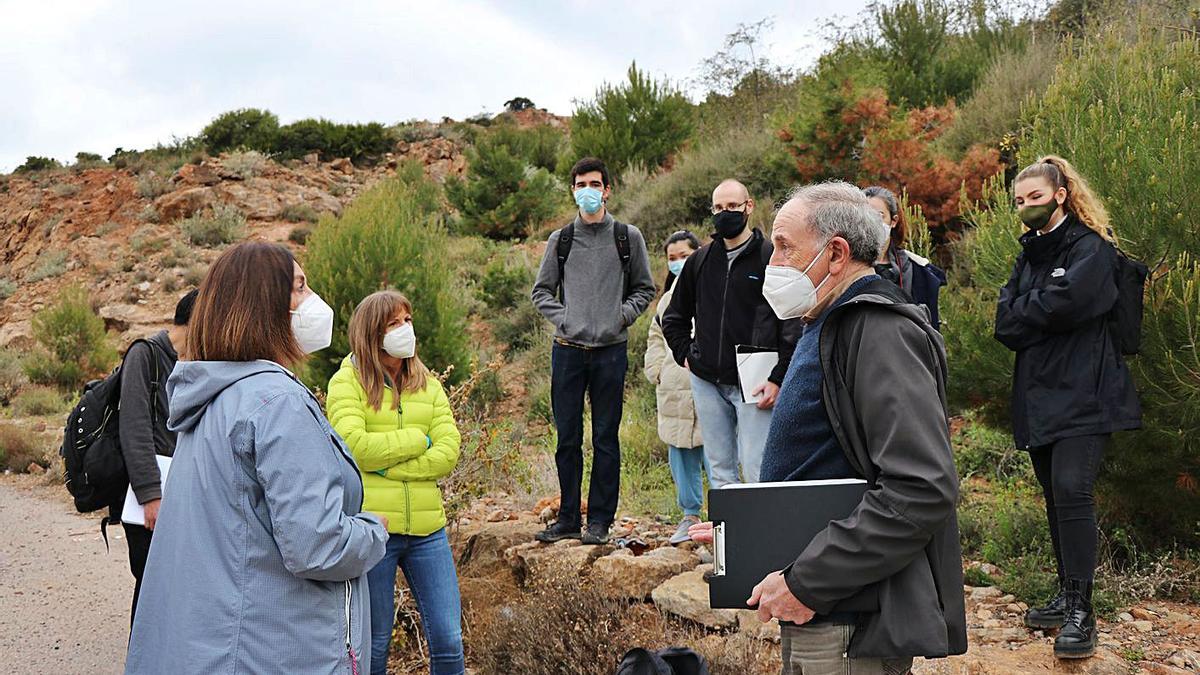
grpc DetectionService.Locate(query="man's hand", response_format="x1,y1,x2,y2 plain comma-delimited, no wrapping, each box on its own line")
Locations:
748,571,815,625
687,520,714,544
753,382,780,410
142,499,162,531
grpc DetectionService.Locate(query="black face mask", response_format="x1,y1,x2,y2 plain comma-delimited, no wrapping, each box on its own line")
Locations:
712,210,747,240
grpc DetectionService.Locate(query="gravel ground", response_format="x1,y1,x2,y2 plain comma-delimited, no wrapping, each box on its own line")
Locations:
0,475,130,674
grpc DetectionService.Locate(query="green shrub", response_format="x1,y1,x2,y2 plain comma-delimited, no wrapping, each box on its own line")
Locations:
201,108,280,154
0,349,26,405
139,205,160,223
281,202,320,223
486,122,565,173
15,156,62,173
273,118,393,165
303,162,471,386
0,278,16,299
52,183,80,198
0,423,46,472
135,171,172,198
222,150,268,179
130,225,166,254
23,286,116,390
952,411,1030,484
478,252,544,354
74,151,104,166
108,138,205,175
25,250,68,283
446,131,564,240
609,127,796,245
288,225,313,245
179,203,246,246
567,62,695,179
182,264,206,287
12,385,66,416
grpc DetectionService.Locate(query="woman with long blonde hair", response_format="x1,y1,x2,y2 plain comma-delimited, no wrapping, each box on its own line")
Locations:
994,156,1141,661
326,290,464,675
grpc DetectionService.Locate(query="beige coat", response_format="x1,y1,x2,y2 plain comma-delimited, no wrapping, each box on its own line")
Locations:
644,284,704,449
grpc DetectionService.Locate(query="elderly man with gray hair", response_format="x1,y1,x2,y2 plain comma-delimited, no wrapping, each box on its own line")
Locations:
693,181,966,673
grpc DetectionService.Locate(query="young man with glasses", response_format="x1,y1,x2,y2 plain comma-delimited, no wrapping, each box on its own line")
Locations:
661,179,799,487
530,157,656,544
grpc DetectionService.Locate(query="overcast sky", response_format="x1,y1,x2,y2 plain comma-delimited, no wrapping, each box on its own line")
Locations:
0,0,872,173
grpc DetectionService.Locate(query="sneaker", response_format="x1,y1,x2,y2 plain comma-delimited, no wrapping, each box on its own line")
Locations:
534,521,581,543
670,515,702,545
581,523,611,545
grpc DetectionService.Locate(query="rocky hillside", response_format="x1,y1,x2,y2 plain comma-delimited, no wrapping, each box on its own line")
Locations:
0,137,469,351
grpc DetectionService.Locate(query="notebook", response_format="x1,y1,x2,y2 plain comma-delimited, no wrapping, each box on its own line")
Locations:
120,455,172,526
708,478,879,612
735,345,778,404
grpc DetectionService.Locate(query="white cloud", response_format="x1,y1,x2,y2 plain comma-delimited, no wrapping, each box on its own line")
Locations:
0,0,869,172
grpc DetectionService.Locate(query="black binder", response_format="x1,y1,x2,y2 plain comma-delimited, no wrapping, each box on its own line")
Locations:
708,479,879,612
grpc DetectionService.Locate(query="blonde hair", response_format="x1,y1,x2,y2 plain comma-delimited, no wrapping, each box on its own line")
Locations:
348,290,429,411
1015,155,1115,243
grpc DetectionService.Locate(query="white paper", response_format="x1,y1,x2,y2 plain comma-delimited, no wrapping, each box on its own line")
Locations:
121,455,172,525
736,350,779,403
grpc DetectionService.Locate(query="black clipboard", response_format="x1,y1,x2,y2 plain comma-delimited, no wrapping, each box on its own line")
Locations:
708,479,879,612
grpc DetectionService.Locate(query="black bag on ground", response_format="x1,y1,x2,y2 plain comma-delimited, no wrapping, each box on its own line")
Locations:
60,338,162,513
615,647,708,675
1110,246,1149,356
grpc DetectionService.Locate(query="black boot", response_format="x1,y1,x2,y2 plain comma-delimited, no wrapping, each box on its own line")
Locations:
1054,578,1096,659
1024,585,1068,629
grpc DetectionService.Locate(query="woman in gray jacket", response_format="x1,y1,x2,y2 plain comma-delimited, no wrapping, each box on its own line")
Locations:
125,242,389,675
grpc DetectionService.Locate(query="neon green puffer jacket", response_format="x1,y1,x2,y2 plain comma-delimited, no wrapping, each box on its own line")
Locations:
327,354,461,536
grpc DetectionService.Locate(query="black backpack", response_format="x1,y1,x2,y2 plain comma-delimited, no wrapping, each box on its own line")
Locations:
615,647,708,675
1110,246,1149,356
60,338,164,514
555,220,632,302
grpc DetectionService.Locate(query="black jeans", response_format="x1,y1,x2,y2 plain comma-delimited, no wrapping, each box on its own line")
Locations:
122,522,154,626
550,342,627,529
1029,434,1108,584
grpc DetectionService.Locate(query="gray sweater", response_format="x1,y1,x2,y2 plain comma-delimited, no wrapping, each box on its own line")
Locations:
118,330,178,505
531,212,656,348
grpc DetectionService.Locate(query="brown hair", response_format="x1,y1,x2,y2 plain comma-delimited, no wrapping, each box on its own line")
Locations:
348,290,429,411
862,185,907,250
1015,155,1115,243
186,242,305,365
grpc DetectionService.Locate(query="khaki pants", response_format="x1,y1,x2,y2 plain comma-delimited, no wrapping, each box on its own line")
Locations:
780,623,913,675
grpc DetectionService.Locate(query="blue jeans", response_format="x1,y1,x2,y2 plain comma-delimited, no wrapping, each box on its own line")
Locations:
689,374,772,487
366,528,464,675
551,342,627,528
668,445,708,516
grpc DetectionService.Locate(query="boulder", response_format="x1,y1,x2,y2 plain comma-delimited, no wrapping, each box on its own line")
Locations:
174,163,221,186
913,645,1131,674
330,157,354,174
651,565,738,629
504,539,611,587
455,519,544,577
153,187,214,221
215,181,282,220
590,546,700,600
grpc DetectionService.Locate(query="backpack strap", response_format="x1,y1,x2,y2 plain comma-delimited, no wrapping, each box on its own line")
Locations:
614,220,631,299
555,223,574,303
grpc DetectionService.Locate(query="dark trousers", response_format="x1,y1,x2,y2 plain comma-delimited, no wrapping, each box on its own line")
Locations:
550,342,627,529
122,522,153,626
1030,434,1108,584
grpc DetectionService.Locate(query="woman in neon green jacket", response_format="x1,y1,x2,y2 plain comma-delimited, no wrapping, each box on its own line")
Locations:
327,290,463,675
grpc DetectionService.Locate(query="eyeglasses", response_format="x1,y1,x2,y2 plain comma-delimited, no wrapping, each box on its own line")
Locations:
711,201,748,215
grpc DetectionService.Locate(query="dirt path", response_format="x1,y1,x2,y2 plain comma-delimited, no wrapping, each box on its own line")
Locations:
0,475,130,674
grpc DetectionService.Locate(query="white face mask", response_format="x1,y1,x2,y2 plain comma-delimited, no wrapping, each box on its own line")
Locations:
382,323,416,359
761,241,831,320
290,292,334,354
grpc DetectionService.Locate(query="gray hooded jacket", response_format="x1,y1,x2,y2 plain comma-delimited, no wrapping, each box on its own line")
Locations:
125,360,388,675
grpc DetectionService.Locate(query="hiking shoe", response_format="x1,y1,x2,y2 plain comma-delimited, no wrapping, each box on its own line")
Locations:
581,523,611,545
534,521,581,543
670,515,702,545
1024,587,1068,629
1054,579,1096,660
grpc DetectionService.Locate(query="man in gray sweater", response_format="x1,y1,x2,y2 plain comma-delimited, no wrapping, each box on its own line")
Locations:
530,157,656,544
117,289,197,625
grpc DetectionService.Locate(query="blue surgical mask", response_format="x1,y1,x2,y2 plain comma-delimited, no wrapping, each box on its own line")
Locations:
574,187,604,214
667,259,686,276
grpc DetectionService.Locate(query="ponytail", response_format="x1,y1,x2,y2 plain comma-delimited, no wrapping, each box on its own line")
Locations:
1015,155,1115,243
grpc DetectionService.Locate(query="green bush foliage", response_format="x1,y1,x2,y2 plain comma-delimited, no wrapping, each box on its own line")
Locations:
281,202,320,223
14,156,62,173
135,171,172,199
24,250,68,283
23,286,116,390
446,128,564,240
273,119,393,165
201,108,280,154
0,348,26,405
945,29,1200,545
0,278,17,299
609,127,796,245
222,150,268,179
567,62,695,179
178,203,246,246
478,252,543,353
0,423,46,472
303,162,471,386
12,385,66,416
